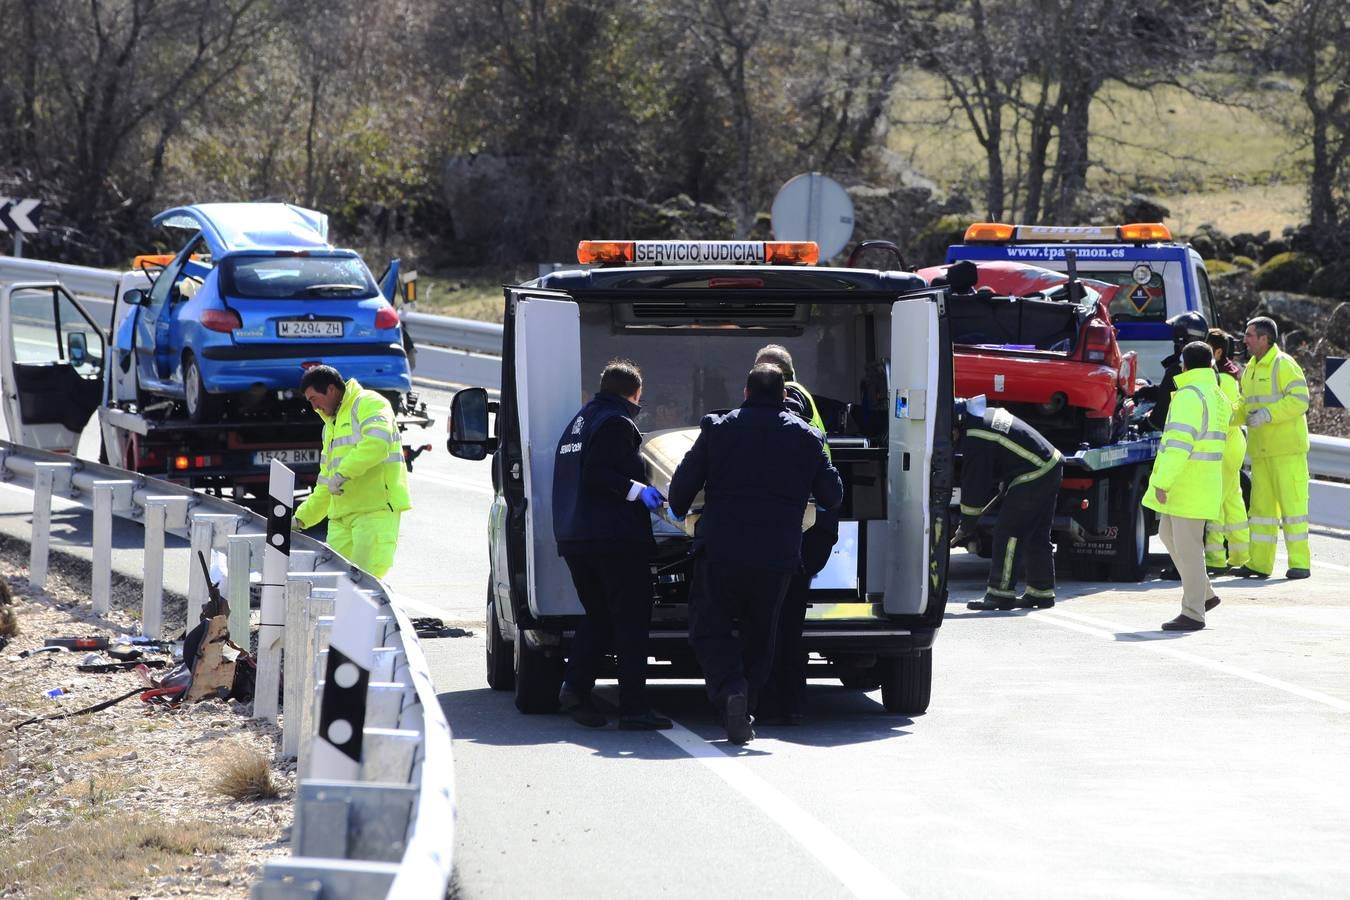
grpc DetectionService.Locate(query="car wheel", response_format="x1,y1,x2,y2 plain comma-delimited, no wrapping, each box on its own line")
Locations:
880,650,932,715
1106,468,1149,582
183,354,222,424
513,630,563,714
486,583,514,691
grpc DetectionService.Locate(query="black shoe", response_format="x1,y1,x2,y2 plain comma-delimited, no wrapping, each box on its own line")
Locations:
559,684,606,728
967,594,1015,611
1013,593,1055,609
1159,566,1181,580
724,693,755,745
1206,566,1230,577
1162,614,1205,632
1230,566,1269,579
1205,597,1221,612
619,711,673,730
1285,567,1311,580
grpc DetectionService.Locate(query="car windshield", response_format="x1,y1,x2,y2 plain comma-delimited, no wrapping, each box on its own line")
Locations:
221,255,377,300
1086,269,1167,323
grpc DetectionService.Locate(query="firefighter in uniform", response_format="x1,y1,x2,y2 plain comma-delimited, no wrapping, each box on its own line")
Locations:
294,365,410,578
752,345,839,726
1143,341,1228,630
952,396,1063,610
1203,328,1250,574
551,360,672,730
1235,316,1311,580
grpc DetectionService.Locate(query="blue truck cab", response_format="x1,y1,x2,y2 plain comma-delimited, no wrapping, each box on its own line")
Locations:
946,223,1220,383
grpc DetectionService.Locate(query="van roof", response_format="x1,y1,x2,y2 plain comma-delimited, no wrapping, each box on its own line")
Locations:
535,265,928,296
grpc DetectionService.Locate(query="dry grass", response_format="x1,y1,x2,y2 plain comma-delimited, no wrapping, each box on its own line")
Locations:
213,749,281,801
0,817,231,899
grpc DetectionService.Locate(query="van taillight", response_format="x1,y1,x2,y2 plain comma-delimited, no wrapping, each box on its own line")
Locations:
1083,323,1111,362
201,309,242,332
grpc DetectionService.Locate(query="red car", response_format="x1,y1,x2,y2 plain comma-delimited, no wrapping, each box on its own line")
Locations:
917,260,1137,446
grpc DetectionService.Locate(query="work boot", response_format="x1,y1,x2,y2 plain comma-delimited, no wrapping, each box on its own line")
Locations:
723,693,755,745
1205,565,1230,577
1013,592,1055,609
618,710,674,731
1230,565,1269,580
1205,597,1221,612
967,593,1016,611
1285,568,1311,580
1161,614,1205,632
558,684,606,728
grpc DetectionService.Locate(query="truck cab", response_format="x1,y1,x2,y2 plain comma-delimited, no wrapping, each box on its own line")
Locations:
946,223,1220,382
449,239,954,716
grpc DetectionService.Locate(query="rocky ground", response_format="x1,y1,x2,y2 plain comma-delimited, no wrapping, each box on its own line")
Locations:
0,535,291,899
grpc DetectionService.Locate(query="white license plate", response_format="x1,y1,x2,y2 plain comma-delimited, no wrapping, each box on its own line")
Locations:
253,449,320,465
278,320,343,338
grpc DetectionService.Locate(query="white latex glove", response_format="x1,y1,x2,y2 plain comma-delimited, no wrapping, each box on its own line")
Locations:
1246,408,1273,428
329,472,348,496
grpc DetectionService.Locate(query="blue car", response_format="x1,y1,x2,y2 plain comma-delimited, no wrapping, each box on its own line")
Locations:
121,203,411,421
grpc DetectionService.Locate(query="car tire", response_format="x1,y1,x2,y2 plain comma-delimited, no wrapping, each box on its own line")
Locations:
183,354,222,424
880,650,932,715
513,630,563,714
486,583,514,691
1106,467,1150,582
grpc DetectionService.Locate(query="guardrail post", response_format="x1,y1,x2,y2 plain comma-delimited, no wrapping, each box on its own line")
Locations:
187,512,240,624
282,579,313,760
301,613,336,779
256,462,296,721
91,479,136,615
289,549,317,572
140,495,189,639
28,461,74,591
311,579,381,781
226,533,264,646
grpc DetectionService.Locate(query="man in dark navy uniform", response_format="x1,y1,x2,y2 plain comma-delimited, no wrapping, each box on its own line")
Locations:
552,360,672,730
669,364,844,745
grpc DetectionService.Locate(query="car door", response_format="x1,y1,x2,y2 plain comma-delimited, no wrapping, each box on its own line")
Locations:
1,283,106,452
136,247,193,388
884,289,953,617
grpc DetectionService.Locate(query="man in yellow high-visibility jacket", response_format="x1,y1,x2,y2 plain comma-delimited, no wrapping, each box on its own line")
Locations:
1203,328,1250,574
1143,341,1228,631
293,365,410,578
1235,317,1311,580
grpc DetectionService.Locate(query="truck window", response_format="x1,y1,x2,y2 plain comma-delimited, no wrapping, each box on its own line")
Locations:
1082,270,1167,324
1194,264,1220,329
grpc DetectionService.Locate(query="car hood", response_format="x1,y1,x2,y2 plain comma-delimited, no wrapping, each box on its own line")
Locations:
151,203,330,258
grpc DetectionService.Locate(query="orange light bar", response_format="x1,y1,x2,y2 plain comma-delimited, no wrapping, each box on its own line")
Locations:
173,455,190,471
764,242,819,265
964,223,1015,242
133,253,204,270
577,241,635,265
1118,222,1172,242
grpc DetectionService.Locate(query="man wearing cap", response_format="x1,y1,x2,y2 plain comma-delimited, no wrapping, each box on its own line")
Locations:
1235,316,1312,580
951,396,1063,611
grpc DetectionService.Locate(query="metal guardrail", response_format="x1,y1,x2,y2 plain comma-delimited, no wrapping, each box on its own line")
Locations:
0,440,454,899
0,255,124,302
1308,435,1350,481
400,310,502,355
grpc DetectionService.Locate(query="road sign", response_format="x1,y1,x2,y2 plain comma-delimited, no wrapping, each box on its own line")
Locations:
771,173,854,260
1324,357,1349,409
0,198,42,234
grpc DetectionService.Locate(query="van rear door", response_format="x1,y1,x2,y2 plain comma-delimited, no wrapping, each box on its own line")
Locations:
885,290,953,616
511,290,584,618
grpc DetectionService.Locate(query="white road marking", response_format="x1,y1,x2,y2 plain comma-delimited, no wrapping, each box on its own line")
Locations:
656,720,905,900
1034,607,1350,713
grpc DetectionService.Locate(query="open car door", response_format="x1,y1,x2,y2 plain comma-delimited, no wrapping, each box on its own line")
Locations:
1,282,106,452
885,290,953,616
510,289,583,618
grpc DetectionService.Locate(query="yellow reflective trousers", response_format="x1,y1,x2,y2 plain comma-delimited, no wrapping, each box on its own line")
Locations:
1205,371,1250,568
1248,453,1310,574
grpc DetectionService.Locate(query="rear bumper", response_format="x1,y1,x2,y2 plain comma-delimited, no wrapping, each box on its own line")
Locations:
196,350,412,394
955,352,1118,418
202,341,407,361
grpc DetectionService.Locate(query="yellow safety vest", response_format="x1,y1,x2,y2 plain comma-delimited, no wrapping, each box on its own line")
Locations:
787,380,831,461
295,378,410,527
1143,367,1227,519
1240,345,1310,458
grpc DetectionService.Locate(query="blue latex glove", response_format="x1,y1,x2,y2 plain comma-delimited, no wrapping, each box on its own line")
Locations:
669,504,686,523
638,485,664,510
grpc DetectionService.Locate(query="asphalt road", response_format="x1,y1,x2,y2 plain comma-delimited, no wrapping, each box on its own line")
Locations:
4,379,1350,897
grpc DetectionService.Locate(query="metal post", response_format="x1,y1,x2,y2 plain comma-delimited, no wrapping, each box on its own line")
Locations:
140,495,189,639
256,461,296,721
28,462,73,591
289,548,317,572
186,512,239,624
90,480,135,616
312,579,381,781
282,578,313,759
225,534,262,648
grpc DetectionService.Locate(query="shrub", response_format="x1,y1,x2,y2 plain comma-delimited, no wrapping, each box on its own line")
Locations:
214,750,280,801
1307,261,1350,300
1231,255,1259,270
1205,259,1237,276
1255,251,1320,291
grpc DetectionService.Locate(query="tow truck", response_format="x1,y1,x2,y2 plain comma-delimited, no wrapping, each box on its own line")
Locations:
448,239,954,715
0,271,431,505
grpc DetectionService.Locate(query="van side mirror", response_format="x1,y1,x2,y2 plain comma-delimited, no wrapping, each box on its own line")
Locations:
67,331,88,366
448,387,497,461
121,288,147,307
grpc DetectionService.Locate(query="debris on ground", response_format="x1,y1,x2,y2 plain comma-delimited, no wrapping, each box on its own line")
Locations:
411,616,475,639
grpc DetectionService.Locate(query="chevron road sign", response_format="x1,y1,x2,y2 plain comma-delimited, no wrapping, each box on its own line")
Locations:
0,197,42,234
1325,357,1350,409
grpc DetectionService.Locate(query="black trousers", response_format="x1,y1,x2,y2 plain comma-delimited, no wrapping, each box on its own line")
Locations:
688,559,791,709
987,466,1061,598
759,520,838,716
562,553,653,715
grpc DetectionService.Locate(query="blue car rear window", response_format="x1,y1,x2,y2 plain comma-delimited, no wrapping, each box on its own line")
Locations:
222,256,377,299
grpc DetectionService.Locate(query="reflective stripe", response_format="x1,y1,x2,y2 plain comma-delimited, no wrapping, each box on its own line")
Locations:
1246,393,1281,403
1199,431,1228,442
1190,452,1224,461
330,435,359,448
959,504,984,517
1160,439,1194,453
360,413,386,428
1164,422,1199,438
1250,516,1280,526
1286,532,1309,542
999,536,1018,590
1281,515,1310,525
385,451,403,464
1204,543,1226,552
986,587,1017,599
966,429,1062,487
1177,384,1209,435
1023,586,1055,599
363,427,396,442
1008,451,1062,488
1251,533,1278,543
1284,379,1308,394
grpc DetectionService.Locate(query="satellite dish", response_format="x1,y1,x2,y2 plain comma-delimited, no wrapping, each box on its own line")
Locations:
771,173,855,261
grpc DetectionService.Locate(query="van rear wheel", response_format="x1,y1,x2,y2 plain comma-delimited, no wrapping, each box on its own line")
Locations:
486,583,514,691
513,631,563,714
880,650,932,715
